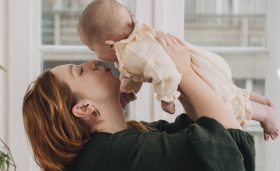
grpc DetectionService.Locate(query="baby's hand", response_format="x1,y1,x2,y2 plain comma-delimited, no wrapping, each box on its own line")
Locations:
120,93,137,108
161,101,176,114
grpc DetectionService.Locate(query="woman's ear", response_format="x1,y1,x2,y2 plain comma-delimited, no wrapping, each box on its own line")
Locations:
72,100,97,118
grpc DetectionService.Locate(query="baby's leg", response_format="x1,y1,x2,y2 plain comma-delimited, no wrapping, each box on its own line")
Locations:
250,101,279,141
161,101,175,114
250,91,274,108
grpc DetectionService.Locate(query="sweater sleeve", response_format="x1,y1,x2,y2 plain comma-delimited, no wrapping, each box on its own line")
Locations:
228,129,256,171
142,113,193,133
105,116,255,171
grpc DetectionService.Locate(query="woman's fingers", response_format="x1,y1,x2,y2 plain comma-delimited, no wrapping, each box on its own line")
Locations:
156,32,182,51
156,32,172,48
159,32,187,49
165,33,180,45
163,33,175,47
155,31,192,74
156,32,180,46
155,32,168,49
173,35,187,46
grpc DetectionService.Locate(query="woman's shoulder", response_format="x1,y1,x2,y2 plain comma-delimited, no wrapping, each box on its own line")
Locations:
142,113,193,133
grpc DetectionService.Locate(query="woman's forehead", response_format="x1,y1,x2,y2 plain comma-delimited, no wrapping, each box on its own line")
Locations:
50,64,73,83
51,64,71,73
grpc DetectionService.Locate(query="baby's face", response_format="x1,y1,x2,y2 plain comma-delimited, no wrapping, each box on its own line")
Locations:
88,42,117,62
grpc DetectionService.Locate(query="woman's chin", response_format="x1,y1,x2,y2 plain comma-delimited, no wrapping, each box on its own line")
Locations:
107,78,120,91
112,77,121,86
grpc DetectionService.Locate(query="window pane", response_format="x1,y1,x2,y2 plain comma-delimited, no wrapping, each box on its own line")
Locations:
233,79,265,95
253,79,265,95
184,0,266,47
42,0,135,45
215,51,266,94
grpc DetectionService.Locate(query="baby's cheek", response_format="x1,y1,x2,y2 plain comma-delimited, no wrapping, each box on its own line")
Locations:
104,54,118,62
97,55,106,61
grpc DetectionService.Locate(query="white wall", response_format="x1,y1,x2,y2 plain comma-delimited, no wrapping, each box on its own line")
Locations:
0,0,8,142
2,0,40,170
265,0,280,171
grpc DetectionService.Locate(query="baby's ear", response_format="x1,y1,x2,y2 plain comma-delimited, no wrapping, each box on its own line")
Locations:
105,40,115,46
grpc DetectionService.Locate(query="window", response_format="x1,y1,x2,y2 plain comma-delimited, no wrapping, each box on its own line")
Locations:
184,0,267,109
184,0,266,47
184,0,267,106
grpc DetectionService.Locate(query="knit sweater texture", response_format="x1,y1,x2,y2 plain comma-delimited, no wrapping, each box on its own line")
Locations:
68,114,255,171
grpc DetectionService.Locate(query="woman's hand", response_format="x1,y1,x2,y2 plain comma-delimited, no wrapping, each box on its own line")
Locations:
155,32,192,75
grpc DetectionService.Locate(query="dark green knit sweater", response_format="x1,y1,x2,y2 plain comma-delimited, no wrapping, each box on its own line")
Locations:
68,114,255,171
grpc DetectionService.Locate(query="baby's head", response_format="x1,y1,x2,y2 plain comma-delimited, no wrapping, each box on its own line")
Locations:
78,0,134,62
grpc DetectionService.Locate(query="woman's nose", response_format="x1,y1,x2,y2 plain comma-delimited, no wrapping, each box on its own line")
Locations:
82,60,97,70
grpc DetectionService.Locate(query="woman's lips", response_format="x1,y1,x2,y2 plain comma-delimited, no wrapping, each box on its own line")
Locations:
105,67,111,72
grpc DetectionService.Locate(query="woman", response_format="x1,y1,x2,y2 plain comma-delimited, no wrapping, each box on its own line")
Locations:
22,33,255,171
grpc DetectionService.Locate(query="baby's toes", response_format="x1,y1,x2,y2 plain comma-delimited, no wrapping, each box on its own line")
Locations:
264,134,270,141
275,130,279,136
273,132,279,138
271,133,277,140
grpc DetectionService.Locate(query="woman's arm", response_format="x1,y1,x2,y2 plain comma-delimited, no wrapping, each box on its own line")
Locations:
155,32,241,129
179,69,241,129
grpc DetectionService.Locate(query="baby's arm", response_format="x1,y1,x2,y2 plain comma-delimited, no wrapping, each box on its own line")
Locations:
120,73,143,94
143,58,181,104
120,92,136,108
119,73,143,108
118,31,181,112
144,63,181,114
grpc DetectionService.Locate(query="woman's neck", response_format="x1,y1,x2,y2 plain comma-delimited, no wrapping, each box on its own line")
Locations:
91,99,128,134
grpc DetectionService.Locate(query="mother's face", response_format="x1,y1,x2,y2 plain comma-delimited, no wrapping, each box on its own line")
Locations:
51,60,120,101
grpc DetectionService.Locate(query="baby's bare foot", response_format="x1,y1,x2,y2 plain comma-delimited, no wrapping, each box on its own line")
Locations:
260,107,279,141
161,101,176,114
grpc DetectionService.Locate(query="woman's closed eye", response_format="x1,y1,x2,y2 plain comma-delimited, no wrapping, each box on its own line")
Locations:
80,66,84,75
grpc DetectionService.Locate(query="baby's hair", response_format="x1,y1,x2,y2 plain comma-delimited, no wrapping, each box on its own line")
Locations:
78,0,134,44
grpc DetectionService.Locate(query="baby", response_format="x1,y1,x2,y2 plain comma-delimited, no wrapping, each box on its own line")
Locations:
78,0,278,140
